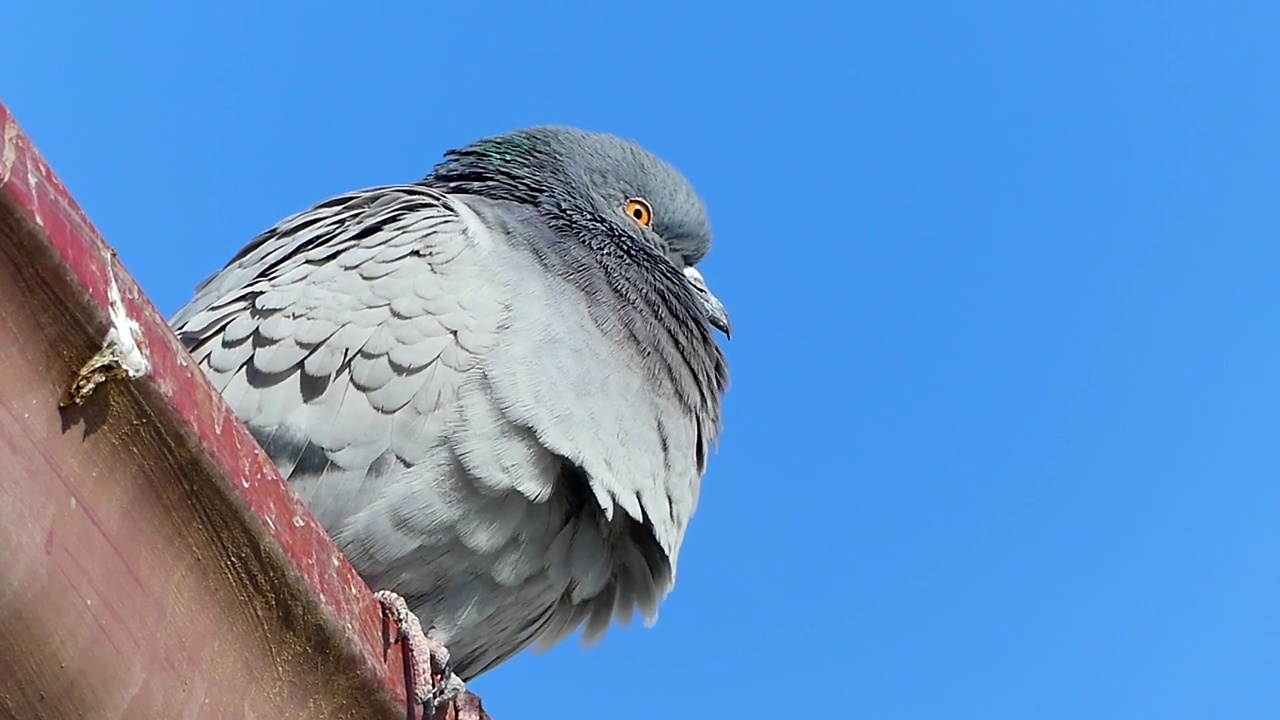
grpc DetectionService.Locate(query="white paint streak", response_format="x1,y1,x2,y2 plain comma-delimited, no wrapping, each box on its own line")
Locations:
25,152,40,226
104,262,151,380
0,115,18,186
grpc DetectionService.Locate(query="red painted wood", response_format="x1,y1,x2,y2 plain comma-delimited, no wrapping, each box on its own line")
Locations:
0,101,489,719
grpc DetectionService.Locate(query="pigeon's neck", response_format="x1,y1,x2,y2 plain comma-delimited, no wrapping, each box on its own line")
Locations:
420,168,544,208
460,194,727,434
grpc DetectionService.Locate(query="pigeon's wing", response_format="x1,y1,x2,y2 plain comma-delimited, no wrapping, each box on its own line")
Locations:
171,185,526,533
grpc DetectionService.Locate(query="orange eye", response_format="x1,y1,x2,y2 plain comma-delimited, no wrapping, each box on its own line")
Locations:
625,198,653,227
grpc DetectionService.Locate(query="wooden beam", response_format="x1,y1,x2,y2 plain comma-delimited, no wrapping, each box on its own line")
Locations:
0,101,488,720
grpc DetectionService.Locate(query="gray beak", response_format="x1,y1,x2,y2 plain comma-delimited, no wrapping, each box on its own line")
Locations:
683,266,732,339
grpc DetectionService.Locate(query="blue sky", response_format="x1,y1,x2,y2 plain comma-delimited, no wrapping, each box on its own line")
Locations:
5,2,1280,718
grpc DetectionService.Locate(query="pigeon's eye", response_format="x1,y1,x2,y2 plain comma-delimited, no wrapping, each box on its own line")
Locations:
625,198,653,227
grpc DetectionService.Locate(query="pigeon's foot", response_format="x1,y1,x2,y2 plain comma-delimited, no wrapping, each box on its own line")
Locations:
375,590,467,719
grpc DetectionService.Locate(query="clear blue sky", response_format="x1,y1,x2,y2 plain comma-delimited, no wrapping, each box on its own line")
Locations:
5,2,1279,718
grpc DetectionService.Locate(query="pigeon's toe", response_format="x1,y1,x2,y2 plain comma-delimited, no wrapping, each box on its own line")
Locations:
376,590,466,717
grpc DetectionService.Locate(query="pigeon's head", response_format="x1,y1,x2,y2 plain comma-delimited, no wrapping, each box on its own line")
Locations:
424,126,730,337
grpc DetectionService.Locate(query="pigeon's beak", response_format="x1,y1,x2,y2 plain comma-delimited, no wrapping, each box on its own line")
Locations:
704,291,732,339
683,267,732,340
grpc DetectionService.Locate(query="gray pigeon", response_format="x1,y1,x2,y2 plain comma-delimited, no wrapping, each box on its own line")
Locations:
170,126,730,711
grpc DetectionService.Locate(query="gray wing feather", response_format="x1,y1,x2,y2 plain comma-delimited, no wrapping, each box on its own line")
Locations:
172,185,510,522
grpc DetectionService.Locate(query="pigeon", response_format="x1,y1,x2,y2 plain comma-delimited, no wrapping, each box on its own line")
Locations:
170,126,730,715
